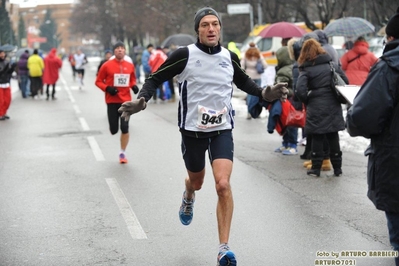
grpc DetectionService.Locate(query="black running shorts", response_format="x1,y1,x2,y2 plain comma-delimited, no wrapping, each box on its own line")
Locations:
107,103,129,135
180,130,234,172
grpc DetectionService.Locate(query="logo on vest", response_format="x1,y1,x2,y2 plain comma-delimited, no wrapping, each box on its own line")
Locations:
219,61,229,68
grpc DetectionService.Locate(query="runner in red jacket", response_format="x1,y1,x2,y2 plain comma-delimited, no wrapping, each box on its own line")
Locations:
95,41,139,163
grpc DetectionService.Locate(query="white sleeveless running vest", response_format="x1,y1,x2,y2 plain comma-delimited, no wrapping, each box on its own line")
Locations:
177,44,235,132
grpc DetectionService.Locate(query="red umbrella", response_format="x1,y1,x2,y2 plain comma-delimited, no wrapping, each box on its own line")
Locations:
258,22,307,38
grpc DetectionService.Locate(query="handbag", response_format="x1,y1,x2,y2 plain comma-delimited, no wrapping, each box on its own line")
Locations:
256,59,265,74
285,102,306,128
329,62,347,104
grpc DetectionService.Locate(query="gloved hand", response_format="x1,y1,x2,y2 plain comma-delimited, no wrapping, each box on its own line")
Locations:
261,83,288,102
106,86,118,96
131,85,139,94
281,91,288,102
118,97,147,121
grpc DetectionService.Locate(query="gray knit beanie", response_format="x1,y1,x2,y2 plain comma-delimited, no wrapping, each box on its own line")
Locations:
194,7,221,33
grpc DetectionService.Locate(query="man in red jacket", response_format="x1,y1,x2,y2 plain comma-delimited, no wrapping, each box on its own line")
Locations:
95,41,139,163
43,48,62,100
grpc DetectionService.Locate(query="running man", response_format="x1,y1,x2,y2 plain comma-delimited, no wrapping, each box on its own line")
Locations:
95,41,139,163
118,7,287,265
74,48,87,89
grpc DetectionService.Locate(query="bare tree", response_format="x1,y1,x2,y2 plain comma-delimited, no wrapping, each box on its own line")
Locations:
71,0,396,50
70,0,118,49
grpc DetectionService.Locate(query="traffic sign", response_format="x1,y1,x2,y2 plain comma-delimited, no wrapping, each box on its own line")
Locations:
227,3,252,15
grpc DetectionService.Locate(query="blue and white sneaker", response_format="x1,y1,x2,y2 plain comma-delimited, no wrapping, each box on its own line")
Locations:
217,245,237,266
274,145,287,153
282,147,298,155
179,192,195,226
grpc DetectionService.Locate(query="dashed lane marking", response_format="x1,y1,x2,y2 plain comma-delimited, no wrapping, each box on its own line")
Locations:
105,178,148,240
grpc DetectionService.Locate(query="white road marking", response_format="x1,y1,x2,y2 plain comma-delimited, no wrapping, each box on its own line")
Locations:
105,178,148,240
60,75,76,103
87,136,105,161
73,104,81,114
60,75,67,86
79,117,90,131
61,75,106,162
69,86,82,91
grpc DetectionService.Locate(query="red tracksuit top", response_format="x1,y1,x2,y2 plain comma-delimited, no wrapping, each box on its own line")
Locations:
95,58,136,103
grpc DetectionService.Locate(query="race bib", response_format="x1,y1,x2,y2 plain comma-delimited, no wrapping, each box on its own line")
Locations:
114,73,130,87
196,105,227,129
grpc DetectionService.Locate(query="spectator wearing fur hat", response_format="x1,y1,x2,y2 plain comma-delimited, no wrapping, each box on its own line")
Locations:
346,7,399,266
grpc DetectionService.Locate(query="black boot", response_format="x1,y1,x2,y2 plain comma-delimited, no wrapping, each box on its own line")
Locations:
300,135,312,160
330,151,342,176
300,149,311,160
307,152,324,177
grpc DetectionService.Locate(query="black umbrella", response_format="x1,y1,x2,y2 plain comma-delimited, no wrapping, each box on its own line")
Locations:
161,34,196,48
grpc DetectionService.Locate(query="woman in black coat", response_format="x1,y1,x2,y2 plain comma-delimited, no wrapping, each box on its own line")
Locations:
296,39,348,177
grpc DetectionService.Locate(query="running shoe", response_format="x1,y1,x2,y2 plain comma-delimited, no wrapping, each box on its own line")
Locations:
217,245,237,266
179,192,195,225
119,153,128,164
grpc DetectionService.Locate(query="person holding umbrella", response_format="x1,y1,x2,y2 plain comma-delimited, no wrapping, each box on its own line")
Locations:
118,6,288,265
340,36,378,85
346,7,399,266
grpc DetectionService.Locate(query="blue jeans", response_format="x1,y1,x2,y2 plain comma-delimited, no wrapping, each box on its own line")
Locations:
282,126,298,148
19,75,29,98
135,64,141,82
386,212,399,265
246,78,261,111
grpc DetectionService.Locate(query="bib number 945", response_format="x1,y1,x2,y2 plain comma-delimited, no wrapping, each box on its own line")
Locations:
196,105,227,129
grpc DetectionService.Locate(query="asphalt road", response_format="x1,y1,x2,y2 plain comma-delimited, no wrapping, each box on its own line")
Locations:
0,58,396,266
